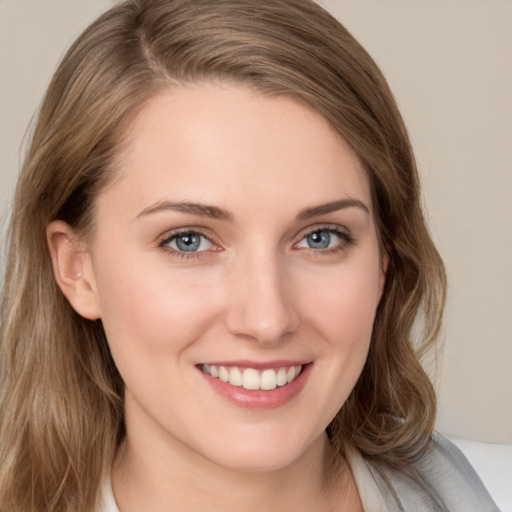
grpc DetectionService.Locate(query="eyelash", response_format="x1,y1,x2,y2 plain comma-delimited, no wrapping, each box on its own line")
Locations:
158,225,354,260
158,229,218,260
293,225,355,255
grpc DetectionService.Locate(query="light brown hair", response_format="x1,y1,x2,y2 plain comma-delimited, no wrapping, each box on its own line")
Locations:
0,1,446,510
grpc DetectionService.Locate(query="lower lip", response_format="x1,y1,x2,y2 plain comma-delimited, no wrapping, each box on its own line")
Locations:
199,364,312,410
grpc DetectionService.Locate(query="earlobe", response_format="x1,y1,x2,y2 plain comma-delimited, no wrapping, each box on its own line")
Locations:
46,220,102,320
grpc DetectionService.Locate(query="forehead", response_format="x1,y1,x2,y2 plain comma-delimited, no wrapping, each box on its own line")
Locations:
102,82,372,220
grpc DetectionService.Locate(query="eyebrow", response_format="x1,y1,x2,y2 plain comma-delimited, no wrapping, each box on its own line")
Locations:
137,198,369,222
137,201,233,221
296,199,370,220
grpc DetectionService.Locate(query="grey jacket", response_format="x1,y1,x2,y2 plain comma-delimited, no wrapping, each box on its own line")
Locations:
347,433,500,511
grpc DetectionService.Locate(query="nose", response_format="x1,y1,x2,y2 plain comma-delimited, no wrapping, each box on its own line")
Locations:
224,251,299,345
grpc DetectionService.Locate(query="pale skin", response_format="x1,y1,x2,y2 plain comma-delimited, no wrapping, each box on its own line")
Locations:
48,82,387,511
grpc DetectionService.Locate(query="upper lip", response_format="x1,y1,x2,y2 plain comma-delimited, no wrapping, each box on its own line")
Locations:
198,360,311,370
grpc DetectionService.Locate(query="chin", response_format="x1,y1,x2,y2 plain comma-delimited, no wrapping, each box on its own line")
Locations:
195,427,323,474
205,449,302,474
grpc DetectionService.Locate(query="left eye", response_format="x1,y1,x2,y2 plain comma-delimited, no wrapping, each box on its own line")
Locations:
163,232,213,252
296,229,344,250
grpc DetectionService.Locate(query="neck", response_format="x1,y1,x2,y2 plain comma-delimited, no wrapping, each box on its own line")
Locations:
111,428,355,512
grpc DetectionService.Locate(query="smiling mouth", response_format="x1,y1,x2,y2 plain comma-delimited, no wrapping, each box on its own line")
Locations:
200,364,304,391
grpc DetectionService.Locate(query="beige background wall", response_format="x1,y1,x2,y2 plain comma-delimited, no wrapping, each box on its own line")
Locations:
1,0,510,444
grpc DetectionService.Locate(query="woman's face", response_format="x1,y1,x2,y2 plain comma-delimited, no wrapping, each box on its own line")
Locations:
84,83,386,472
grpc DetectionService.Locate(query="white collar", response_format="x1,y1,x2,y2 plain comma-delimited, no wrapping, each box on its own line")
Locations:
99,474,120,512
345,445,391,512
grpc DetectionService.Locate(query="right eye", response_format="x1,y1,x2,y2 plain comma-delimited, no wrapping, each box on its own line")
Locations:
294,226,354,253
159,230,215,256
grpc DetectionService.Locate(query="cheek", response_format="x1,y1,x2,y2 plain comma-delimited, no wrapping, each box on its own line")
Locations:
93,253,223,357
297,258,383,345
288,261,381,428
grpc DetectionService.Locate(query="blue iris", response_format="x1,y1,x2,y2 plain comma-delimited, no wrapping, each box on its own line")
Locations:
306,231,331,249
175,233,202,252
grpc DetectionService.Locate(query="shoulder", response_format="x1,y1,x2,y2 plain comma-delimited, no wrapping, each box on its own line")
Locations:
364,433,500,512
412,433,500,511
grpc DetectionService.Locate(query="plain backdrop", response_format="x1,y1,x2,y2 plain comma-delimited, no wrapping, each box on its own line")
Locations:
0,0,511,445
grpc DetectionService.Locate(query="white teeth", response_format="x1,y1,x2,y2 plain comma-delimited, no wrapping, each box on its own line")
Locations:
218,366,229,383
201,364,304,390
228,367,243,387
260,369,277,390
242,368,260,390
276,367,287,387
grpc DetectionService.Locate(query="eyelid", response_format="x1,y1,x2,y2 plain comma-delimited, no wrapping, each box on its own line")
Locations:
158,227,222,257
295,223,351,240
293,224,354,251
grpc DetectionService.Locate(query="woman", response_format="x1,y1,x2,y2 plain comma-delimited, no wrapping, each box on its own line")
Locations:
0,0,499,511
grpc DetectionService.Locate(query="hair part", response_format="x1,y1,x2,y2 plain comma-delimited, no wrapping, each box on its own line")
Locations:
0,1,446,510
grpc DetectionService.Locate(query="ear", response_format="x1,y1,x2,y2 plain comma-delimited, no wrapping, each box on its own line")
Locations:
378,243,391,299
47,220,102,320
